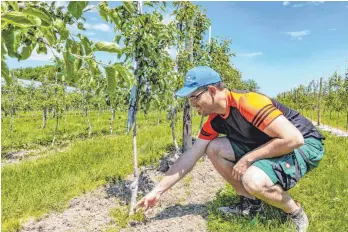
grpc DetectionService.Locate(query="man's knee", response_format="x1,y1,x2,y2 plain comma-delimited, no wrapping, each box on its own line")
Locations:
242,166,273,196
205,138,220,159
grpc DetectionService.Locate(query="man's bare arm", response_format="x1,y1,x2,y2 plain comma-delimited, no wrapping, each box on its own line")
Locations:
244,115,304,164
152,138,211,195
136,138,211,210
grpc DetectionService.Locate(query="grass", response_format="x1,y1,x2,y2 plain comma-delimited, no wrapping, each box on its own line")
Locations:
207,131,348,232
1,111,203,232
106,204,145,232
1,110,181,155
302,109,348,132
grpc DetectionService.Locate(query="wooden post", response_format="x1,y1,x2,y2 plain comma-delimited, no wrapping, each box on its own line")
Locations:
182,16,194,152
317,77,323,126
129,0,142,216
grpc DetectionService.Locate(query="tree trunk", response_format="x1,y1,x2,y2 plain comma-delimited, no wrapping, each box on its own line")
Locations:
129,114,139,216
346,111,348,131
317,77,322,126
182,100,192,151
170,106,180,153
51,113,59,146
10,105,14,133
42,107,48,129
182,16,194,152
197,115,204,137
10,90,15,133
51,107,55,119
157,111,161,126
97,105,101,122
110,107,115,134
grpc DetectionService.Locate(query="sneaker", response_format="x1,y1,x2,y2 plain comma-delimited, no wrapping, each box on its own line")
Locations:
218,196,265,217
289,206,309,232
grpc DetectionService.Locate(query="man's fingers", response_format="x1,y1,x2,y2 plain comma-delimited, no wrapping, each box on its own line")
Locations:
144,199,149,211
135,197,145,209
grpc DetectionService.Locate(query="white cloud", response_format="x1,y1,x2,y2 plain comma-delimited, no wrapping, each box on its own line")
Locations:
239,52,263,57
285,30,310,40
328,28,337,31
283,1,291,6
292,3,305,8
162,12,176,25
291,1,324,8
84,23,111,32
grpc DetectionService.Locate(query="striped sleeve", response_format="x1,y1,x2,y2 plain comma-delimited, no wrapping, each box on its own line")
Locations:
238,92,283,131
198,114,219,140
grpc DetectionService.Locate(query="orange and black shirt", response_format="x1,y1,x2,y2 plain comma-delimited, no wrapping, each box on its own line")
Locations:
199,90,325,150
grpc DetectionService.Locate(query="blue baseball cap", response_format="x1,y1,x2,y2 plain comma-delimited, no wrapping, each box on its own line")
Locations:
175,66,222,97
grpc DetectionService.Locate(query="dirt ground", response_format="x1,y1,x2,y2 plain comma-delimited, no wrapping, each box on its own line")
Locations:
20,153,225,232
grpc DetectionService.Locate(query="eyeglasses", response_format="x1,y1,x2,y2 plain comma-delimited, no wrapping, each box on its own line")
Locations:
188,88,208,101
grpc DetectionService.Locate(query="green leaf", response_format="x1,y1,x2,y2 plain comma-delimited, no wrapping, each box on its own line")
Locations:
122,2,134,14
2,12,41,28
77,22,85,30
1,2,8,12
114,35,122,44
143,1,154,8
92,41,121,54
53,19,69,40
1,59,12,85
109,10,121,28
1,37,7,58
7,1,18,11
40,27,56,46
20,41,37,60
63,51,75,82
74,44,83,70
23,7,53,26
2,27,21,59
87,60,98,75
98,2,109,22
65,38,73,51
37,42,47,54
79,34,92,55
67,1,88,19
105,65,117,94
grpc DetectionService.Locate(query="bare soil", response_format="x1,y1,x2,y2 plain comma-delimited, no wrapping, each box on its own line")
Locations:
20,153,225,232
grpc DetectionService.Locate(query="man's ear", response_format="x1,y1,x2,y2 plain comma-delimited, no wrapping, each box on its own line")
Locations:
208,85,217,96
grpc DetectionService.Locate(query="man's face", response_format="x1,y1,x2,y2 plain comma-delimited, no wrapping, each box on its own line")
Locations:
188,86,215,116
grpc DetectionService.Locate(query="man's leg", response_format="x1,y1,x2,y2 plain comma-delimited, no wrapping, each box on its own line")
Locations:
242,166,298,213
242,166,309,231
206,137,264,216
205,137,254,199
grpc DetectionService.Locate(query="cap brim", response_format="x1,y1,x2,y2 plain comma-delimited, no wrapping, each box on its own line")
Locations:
175,86,198,98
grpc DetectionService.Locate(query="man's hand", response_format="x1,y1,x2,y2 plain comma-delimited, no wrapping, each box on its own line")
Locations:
232,158,251,181
135,190,161,211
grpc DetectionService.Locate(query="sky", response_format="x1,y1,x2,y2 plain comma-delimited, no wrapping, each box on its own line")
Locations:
5,1,348,97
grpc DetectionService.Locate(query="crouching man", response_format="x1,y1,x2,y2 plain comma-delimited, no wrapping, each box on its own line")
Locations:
136,66,325,232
